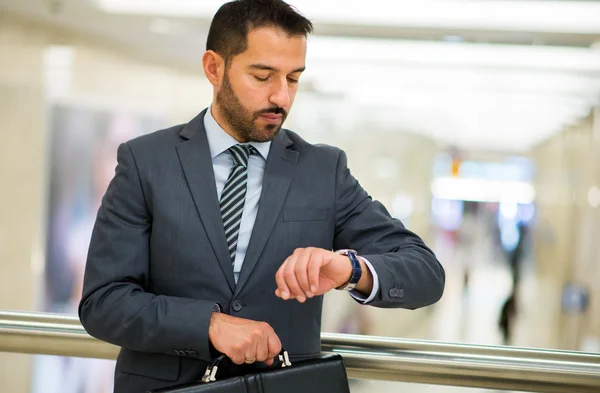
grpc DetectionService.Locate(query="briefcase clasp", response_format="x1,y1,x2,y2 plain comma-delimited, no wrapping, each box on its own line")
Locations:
278,350,292,367
201,363,219,383
202,350,292,383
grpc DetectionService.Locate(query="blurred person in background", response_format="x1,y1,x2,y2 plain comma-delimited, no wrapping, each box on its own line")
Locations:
78,1,445,391
508,222,529,286
499,290,517,345
497,222,528,346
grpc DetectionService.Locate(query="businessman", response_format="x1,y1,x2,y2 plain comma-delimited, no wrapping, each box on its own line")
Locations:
79,0,446,392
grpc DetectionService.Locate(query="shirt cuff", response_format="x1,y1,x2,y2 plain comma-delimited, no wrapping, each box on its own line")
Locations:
349,257,379,304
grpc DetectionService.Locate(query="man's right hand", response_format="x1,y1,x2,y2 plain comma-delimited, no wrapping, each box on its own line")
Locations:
208,313,282,366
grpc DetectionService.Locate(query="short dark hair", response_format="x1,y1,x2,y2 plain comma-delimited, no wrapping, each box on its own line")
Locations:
206,0,313,63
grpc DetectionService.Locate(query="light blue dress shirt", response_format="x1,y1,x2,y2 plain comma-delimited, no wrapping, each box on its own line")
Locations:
203,107,379,303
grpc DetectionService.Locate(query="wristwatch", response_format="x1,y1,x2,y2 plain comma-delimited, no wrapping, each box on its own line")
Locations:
334,249,362,291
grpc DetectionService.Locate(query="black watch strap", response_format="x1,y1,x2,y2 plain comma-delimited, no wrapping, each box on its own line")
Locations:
334,249,362,291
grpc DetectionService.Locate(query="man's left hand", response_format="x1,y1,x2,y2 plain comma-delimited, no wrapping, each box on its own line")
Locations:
274,247,354,302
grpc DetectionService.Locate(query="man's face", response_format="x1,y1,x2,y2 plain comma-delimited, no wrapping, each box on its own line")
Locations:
216,27,307,142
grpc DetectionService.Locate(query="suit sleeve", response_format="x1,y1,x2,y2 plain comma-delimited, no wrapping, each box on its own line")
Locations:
333,150,445,309
78,142,218,362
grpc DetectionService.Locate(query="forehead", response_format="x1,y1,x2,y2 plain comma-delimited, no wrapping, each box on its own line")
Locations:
234,27,307,70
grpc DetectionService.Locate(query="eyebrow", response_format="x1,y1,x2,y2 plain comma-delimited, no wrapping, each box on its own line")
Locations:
249,64,306,73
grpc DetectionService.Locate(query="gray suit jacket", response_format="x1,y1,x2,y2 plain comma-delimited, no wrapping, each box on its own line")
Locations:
79,109,445,392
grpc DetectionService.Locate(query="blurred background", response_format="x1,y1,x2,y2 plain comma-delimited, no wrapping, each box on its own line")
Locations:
0,0,599,392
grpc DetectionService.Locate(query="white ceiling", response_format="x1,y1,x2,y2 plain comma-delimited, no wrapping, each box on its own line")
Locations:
1,0,600,152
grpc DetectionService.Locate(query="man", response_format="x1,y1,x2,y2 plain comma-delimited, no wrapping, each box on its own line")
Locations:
79,0,445,392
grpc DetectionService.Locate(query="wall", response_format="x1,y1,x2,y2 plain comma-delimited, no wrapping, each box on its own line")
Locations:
0,12,213,392
0,14,48,392
530,109,600,351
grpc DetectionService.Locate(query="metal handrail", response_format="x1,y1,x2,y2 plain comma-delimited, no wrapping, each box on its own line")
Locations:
1,310,600,392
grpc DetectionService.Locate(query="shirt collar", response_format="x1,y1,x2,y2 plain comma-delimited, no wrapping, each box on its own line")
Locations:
204,105,271,160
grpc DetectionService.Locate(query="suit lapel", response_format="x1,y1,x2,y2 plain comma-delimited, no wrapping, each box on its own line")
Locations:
234,131,298,296
175,110,236,292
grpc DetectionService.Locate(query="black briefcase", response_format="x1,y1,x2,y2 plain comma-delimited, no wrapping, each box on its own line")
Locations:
148,351,350,393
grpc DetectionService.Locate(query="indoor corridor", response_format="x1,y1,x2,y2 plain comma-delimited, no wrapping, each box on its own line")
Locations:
323,206,540,392
1,0,600,392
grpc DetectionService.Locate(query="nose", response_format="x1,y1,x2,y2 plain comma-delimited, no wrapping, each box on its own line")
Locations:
269,78,290,109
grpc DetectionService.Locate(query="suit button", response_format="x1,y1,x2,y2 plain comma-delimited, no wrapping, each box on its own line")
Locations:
189,351,198,357
232,300,243,312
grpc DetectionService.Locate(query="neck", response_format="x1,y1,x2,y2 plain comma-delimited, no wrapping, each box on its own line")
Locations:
210,103,247,143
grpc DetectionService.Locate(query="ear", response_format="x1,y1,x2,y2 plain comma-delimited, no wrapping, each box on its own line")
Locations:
202,50,224,87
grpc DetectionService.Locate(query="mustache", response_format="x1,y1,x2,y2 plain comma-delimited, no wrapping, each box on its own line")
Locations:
256,107,287,117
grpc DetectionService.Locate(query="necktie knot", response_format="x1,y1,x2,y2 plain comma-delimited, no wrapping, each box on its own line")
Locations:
228,144,255,168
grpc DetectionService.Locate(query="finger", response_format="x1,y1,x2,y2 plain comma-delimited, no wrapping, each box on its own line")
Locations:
284,255,306,302
275,258,292,300
294,249,313,297
267,331,282,362
255,325,269,362
307,253,322,295
244,339,258,364
230,347,245,365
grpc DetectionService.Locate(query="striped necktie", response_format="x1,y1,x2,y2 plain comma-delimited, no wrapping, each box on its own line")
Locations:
220,144,255,265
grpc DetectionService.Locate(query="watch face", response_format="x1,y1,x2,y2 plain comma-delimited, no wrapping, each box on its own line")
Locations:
335,249,357,256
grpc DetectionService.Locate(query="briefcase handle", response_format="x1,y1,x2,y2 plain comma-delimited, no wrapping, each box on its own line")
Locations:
201,349,292,383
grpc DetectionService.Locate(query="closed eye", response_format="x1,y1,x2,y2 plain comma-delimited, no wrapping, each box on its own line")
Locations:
254,76,268,82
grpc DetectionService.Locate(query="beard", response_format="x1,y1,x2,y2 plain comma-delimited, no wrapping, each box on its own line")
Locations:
216,72,288,143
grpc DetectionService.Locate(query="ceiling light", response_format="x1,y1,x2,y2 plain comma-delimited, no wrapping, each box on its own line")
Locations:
392,194,414,221
93,0,600,34
589,186,600,208
306,37,600,73
92,0,220,17
431,177,535,203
